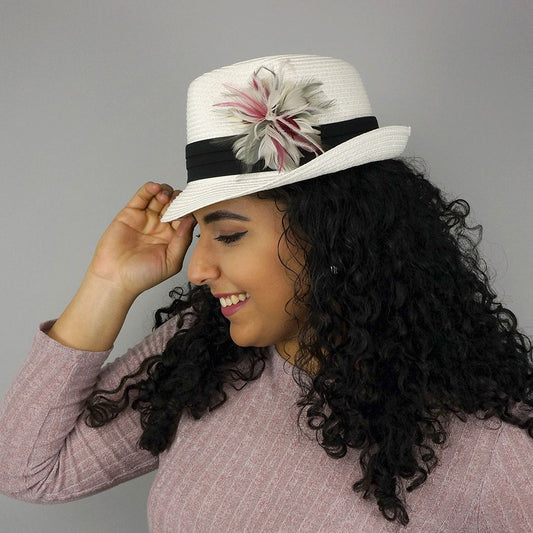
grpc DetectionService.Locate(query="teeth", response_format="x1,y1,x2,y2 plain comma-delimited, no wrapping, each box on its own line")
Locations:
219,293,249,308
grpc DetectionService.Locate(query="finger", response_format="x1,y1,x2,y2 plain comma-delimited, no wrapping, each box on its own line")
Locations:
125,182,163,211
147,183,174,214
171,214,196,237
167,216,196,271
159,189,182,220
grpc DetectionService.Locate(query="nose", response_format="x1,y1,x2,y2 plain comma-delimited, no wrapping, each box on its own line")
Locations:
187,237,221,286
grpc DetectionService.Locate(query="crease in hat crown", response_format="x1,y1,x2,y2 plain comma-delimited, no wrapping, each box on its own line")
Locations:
161,54,411,222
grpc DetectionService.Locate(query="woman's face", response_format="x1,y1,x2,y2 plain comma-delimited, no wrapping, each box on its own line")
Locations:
188,195,306,353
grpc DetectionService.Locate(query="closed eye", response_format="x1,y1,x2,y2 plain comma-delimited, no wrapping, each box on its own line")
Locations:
215,231,248,244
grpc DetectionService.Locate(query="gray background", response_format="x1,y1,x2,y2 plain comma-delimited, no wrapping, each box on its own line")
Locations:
0,1,531,531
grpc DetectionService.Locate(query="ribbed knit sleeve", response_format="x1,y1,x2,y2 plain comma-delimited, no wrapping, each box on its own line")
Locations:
0,317,179,503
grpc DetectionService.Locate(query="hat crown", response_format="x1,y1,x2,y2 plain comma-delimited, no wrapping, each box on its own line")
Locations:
160,54,410,223
186,54,373,144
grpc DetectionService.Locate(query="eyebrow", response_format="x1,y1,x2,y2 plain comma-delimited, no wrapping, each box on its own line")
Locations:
201,210,251,225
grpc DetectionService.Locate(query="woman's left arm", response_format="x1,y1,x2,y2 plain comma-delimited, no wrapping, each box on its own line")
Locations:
0,315,181,503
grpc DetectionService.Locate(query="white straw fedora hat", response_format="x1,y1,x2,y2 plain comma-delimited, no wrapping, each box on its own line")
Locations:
161,54,410,222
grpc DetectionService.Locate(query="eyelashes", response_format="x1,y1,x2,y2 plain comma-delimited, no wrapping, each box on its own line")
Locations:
195,231,248,244
216,231,248,244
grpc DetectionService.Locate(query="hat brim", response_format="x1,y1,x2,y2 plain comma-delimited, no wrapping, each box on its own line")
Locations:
161,125,410,222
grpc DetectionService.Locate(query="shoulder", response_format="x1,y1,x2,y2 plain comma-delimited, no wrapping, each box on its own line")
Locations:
447,415,533,475
132,306,200,355
493,419,533,458
96,309,196,388
483,420,533,490
409,417,532,532
471,419,533,532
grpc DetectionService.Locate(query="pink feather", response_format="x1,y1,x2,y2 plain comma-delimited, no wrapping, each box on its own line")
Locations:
214,64,333,172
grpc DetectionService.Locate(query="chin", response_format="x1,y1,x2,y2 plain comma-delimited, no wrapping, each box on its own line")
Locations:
228,324,271,348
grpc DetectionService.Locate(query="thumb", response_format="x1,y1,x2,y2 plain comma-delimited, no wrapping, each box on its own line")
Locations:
167,216,196,272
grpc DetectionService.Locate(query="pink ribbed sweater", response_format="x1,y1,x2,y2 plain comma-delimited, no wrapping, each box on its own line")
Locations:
0,316,532,532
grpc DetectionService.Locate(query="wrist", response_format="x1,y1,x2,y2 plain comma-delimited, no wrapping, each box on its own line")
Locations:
47,272,137,352
82,270,139,308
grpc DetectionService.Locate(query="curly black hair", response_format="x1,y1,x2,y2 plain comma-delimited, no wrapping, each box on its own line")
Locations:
86,158,533,526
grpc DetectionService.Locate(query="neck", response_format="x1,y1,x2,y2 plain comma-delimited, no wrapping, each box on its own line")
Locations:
275,337,299,365
275,338,319,374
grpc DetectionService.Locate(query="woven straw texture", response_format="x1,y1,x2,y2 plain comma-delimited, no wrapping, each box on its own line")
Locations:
161,54,410,222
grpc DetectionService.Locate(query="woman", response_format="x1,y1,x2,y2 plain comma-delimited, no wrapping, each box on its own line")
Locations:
0,55,532,532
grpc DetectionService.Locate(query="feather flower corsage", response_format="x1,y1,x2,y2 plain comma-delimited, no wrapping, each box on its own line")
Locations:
214,65,333,172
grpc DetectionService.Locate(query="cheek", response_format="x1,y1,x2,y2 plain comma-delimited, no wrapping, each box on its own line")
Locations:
256,265,303,328
229,241,286,290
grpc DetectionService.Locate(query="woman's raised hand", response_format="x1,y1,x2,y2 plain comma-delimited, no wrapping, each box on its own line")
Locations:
88,182,195,299
46,183,195,351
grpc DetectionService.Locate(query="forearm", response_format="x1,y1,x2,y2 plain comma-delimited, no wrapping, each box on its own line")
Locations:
0,321,162,503
47,271,137,351
46,183,193,352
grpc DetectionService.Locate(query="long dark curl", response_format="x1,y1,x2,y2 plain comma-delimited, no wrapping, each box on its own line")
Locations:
86,158,533,526
86,284,269,454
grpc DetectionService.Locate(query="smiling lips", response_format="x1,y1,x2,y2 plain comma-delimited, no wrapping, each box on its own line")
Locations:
214,292,250,317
